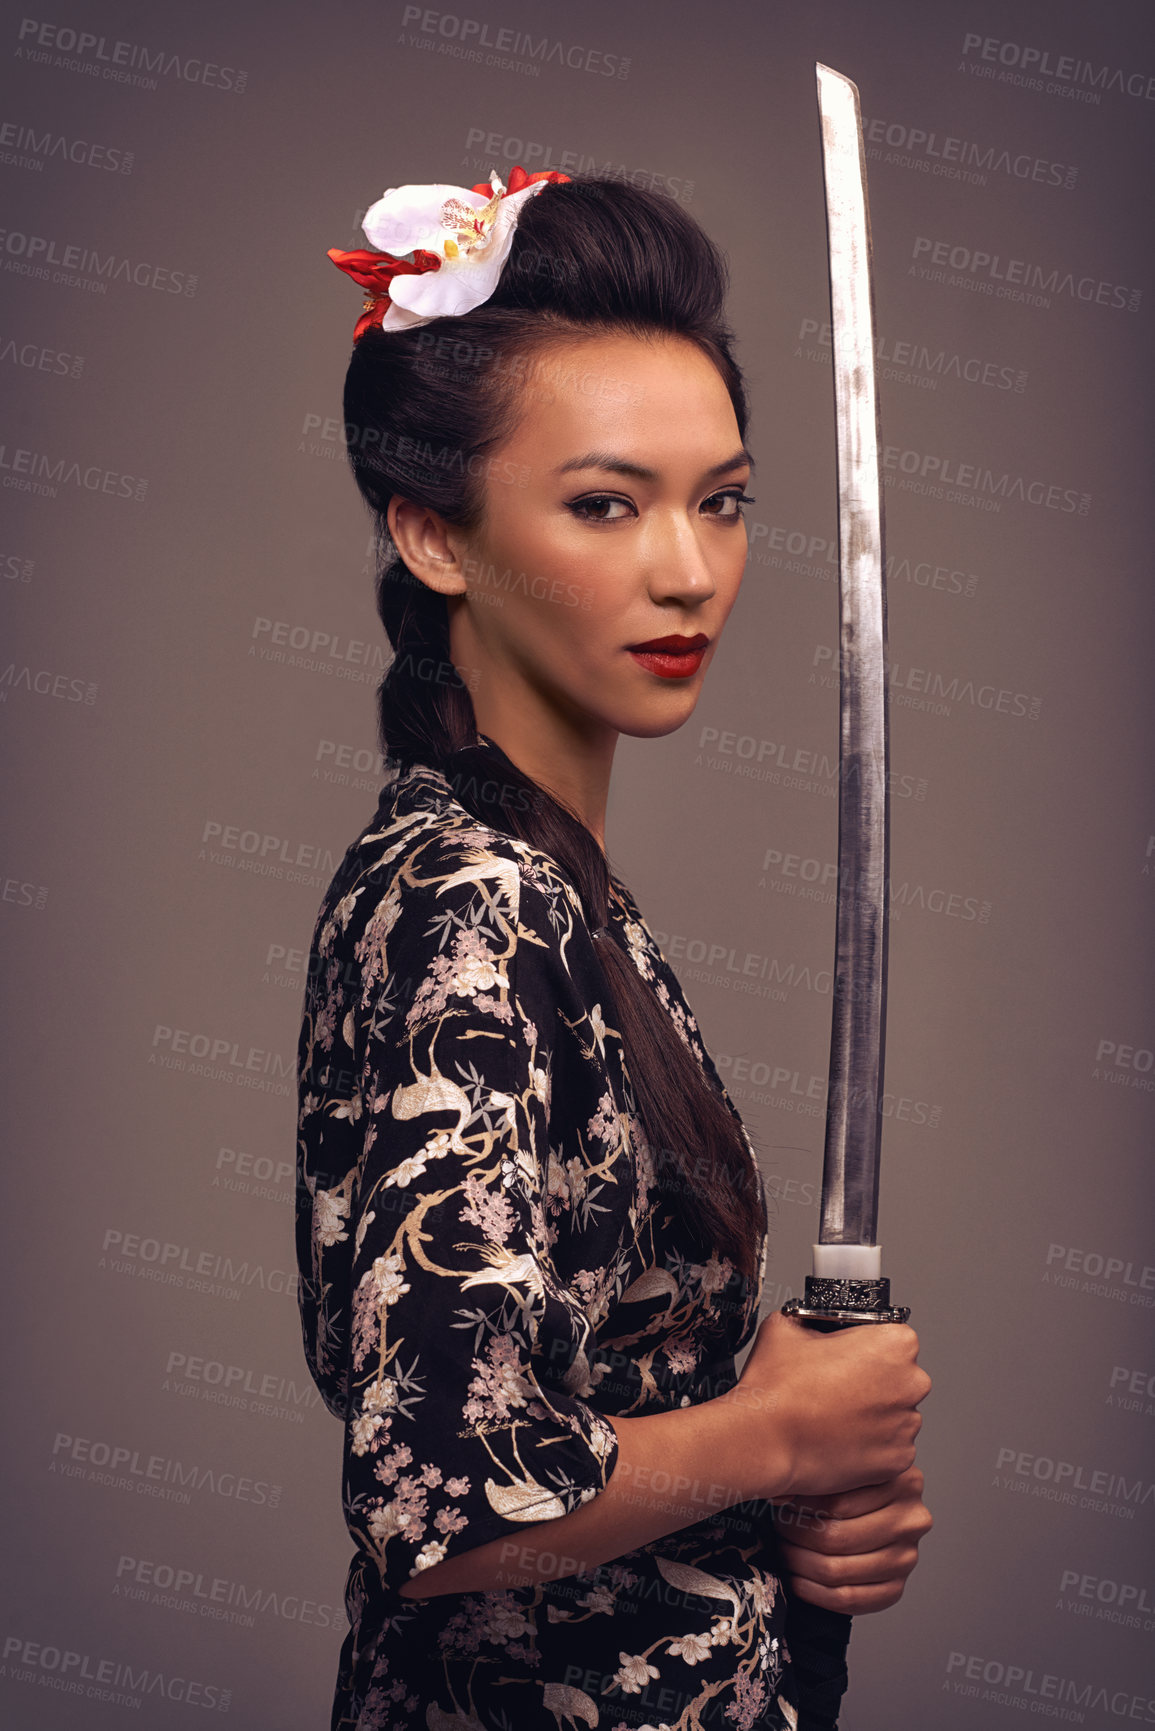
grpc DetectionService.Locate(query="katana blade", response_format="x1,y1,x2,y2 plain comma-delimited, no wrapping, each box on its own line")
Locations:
815,63,890,1269
782,65,906,1325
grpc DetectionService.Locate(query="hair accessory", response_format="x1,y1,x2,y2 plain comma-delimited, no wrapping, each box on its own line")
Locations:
328,164,570,341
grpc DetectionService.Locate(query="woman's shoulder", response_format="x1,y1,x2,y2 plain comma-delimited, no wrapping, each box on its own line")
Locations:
315,760,587,964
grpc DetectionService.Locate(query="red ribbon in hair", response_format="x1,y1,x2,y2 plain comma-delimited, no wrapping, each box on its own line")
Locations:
325,247,442,341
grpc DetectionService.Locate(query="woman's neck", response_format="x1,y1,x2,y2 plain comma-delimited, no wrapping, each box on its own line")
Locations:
447,591,619,851
476,725,615,853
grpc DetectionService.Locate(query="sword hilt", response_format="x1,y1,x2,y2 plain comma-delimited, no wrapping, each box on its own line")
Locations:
782,1275,910,1331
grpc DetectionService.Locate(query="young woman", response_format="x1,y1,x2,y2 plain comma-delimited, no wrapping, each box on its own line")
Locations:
296,168,932,1731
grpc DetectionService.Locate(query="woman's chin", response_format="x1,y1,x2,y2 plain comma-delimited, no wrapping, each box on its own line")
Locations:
614,695,703,741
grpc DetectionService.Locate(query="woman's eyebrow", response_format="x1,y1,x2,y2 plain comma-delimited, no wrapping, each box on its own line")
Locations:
553,446,756,481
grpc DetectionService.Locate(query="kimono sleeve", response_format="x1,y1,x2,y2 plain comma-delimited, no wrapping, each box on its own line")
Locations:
341,857,621,1597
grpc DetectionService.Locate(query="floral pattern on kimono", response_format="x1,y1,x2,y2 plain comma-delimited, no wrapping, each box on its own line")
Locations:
296,750,799,1730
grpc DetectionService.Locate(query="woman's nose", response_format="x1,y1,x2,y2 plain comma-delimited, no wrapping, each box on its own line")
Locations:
643,512,719,601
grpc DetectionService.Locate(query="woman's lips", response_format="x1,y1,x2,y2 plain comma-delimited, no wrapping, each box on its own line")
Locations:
627,634,709,680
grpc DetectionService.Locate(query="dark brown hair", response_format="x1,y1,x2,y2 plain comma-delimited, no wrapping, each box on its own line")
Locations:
339,176,766,1281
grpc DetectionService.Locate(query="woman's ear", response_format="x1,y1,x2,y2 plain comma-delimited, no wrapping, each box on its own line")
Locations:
387,497,469,597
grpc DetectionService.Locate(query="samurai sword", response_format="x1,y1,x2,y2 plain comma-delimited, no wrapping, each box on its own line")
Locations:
779,62,909,1731
783,60,908,1333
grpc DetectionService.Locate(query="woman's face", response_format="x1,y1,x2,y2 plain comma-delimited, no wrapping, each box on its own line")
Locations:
440,331,753,758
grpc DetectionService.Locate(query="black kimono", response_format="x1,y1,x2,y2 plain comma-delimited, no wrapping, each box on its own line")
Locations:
295,748,798,1730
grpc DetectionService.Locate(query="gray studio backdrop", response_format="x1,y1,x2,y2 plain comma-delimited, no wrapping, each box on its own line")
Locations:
2,0,1152,1725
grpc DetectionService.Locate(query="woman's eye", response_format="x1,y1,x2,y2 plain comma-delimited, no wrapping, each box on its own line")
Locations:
568,495,634,523
702,490,756,519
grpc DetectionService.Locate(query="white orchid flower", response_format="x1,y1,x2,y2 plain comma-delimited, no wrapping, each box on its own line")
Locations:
361,171,550,330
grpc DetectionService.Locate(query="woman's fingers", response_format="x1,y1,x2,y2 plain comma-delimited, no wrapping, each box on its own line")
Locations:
776,1535,922,1590
774,1464,933,1615
785,1571,912,1615
772,1482,933,1557
773,1464,927,1531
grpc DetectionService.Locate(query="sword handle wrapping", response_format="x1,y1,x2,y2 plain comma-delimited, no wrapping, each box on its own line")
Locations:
779,1274,910,1729
782,1600,853,1731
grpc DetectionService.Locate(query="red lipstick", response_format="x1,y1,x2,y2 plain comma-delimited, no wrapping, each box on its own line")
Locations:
627,632,709,680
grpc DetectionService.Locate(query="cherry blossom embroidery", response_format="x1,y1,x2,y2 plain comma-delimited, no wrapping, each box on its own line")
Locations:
296,760,785,1728
613,1652,661,1694
313,1188,349,1250
669,1631,713,1666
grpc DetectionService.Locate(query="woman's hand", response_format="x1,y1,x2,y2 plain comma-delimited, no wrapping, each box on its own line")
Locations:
722,1310,931,1499
770,1465,933,1614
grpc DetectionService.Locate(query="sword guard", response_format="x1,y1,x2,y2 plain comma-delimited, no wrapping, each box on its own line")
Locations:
782,1275,910,1330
